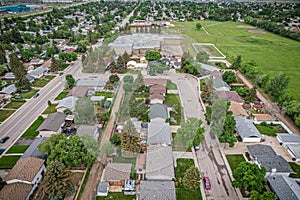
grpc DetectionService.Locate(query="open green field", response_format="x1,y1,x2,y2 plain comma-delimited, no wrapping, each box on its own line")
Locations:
167,21,300,100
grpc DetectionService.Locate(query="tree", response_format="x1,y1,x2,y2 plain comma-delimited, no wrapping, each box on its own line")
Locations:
109,74,120,84
196,22,202,30
44,161,74,199
266,73,289,102
121,119,140,158
110,133,121,146
222,71,237,84
123,75,134,83
145,50,162,61
210,99,228,136
176,118,205,149
65,74,75,89
77,40,89,53
196,50,209,64
0,65,8,75
9,54,30,90
46,46,57,57
201,78,216,102
250,191,275,200
182,166,201,190
232,162,266,193
0,44,7,65
50,56,59,73
59,52,77,63
122,51,130,64
149,63,170,75
20,49,34,61
74,97,95,124
219,112,237,147
231,55,242,70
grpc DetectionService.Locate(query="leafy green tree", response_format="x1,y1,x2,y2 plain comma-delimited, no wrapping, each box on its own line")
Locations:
123,75,134,83
231,55,242,70
210,99,228,136
74,97,95,124
44,161,74,200
205,106,212,125
149,63,170,75
232,162,266,193
145,50,162,61
50,56,59,73
222,71,237,84
176,118,205,149
250,190,275,200
0,44,7,65
183,166,201,190
65,74,75,89
196,22,202,30
266,73,289,102
201,78,215,102
122,51,131,64
109,74,120,84
46,46,58,57
110,134,121,146
285,100,300,126
219,112,237,147
196,50,209,64
59,52,77,63
102,141,115,155
9,54,30,90
0,65,8,75
20,49,34,61
77,40,89,53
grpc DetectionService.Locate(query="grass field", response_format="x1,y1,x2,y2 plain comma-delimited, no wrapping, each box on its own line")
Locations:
167,21,300,100
0,110,15,122
55,91,69,100
21,116,45,138
226,154,246,171
96,193,135,200
6,145,30,154
42,103,58,114
0,155,21,169
95,91,113,98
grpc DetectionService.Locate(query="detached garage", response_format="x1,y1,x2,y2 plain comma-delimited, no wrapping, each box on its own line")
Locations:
235,117,263,143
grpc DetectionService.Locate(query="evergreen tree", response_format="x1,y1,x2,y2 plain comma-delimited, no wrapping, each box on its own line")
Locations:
9,54,30,90
121,119,140,158
182,166,201,190
0,44,7,65
50,56,59,73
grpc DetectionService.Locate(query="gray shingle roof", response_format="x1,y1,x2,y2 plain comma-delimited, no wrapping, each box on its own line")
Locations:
28,66,48,77
56,96,78,109
146,145,174,180
235,117,263,139
0,84,17,94
212,77,230,91
37,112,66,132
267,175,300,200
287,144,300,159
103,163,132,181
147,120,171,145
277,134,300,144
149,104,168,120
97,182,109,193
21,138,47,160
247,144,294,173
139,181,176,200
76,80,105,87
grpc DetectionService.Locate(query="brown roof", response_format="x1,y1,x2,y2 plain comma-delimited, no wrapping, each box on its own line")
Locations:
103,163,132,181
68,86,88,97
228,101,248,117
0,182,33,200
149,93,165,100
216,91,244,104
150,84,166,94
4,157,44,182
144,78,167,87
253,114,275,121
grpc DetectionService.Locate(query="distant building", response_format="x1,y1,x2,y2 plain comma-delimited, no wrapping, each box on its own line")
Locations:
0,5,30,13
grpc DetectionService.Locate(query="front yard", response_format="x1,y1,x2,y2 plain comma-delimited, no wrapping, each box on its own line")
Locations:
20,89,39,99
4,100,26,109
254,122,286,137
55,91,69,100
21,116,45,138
226,154,245,171
0,110,15,122
0,155,21,169
42,103,58,114
32,75,55,87
167,80,178,90
6,145,30,154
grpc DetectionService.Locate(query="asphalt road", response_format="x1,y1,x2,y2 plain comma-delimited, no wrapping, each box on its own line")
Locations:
0,61,81,150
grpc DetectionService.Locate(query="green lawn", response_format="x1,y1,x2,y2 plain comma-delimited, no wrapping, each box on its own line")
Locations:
0,155,21,169
226,154,245,171
289,162,300,178
32,75,55,87
42,103,58,114
167,80,178,90
167,21,300,101
255,124,277,137
165,94,182,125
4,100,26,109
20,89,39,99
95,91,113,98
21,116,45,138
0,110,15,122
59,63,69,71
175,158,201,200
126,69,140,74
55,91,69,100
6,145,30,154
96,193,135,200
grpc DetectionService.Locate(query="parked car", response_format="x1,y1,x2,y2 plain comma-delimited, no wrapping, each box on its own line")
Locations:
0,148,5,155
59,72,64,76
194,146,200,150
33,93,40,98
204,177,211,190
0,136,9,143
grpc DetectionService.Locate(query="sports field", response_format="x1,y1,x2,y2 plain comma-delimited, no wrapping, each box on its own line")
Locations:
167,21,300,100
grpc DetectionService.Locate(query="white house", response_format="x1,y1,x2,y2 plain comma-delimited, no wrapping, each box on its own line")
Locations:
0,157,45,200
235,117,264,142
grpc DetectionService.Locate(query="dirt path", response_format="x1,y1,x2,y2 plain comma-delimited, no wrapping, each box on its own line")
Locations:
80,82,124,200
236,71,300,135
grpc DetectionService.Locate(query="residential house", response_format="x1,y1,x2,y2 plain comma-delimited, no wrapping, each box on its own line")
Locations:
56,96,78,112
138,181,176,200
247,144,294,176
102,163,132,188
68,86,88,97
286,144,300,162
267,175,300,200
146,145,175,180
147,119,171,145
27,66,48,79
149,84,166,96
216,91,244,105
76,125,100,140
149,104,168,121
235,117,263,142
116,118,142,134
212,77,230,91
96,182,109,197
0,84,17,95
30,58,44,66
126,61,137,69
228,101,248,117
149,92,165,104
76,79,105,91
37,112,66,137
210,70,223,78
0,157,45,200
144,78,167,87
253,113,276,122
21,137,47,160
277,134,300,161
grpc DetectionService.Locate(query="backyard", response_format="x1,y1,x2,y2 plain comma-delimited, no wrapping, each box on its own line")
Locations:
167,80,178,90
254,122,286,137
226,154,246,171
289,162,300,178
21,116,45,138
165,94,182,125
95,91,114,98
96,193,135,200
167,21,300,101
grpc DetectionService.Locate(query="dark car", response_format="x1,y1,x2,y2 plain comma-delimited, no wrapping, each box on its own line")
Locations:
204,177,211,190
0,148,5,155
0,136,9,143
33,93,40,98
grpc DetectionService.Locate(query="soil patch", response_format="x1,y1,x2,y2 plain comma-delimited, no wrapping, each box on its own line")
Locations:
248,30,266,34
237,25,254,29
